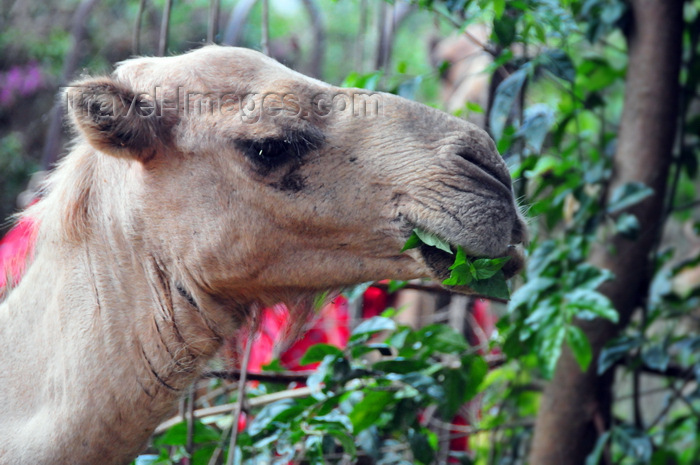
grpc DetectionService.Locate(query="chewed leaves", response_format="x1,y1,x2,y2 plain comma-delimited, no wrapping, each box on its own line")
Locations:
444,247,511,299
401,231,422,252
401,228,453,254
472,257,512,280
402,231,511,299
443,247,509,284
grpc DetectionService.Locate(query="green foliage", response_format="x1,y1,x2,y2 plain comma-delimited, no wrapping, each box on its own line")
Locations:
481,1,700,463
402,228,453,254
504,237,618,378
490,67,530,142
155,421,221,448
0,133,37,227
146,317,489,464
443,248,511,300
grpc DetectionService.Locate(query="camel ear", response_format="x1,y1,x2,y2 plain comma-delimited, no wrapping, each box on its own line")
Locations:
66,78,176,161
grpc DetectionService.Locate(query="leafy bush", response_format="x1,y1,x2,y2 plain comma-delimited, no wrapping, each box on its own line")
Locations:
150,314,490,465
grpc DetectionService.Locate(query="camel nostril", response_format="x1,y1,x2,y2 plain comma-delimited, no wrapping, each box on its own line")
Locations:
455,148,512,192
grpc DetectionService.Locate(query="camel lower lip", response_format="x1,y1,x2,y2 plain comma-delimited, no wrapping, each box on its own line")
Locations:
419,243,457,281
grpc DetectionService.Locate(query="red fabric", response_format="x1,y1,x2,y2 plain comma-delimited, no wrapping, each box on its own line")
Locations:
471,298,501,357
224,295,356,374
449,414,470,455
472,299,495,340
279,296,350,370
247,304,290,373
241,296,352,372
239,286,394,373
361,285,389,319
237,412,247,432
0,215,37,293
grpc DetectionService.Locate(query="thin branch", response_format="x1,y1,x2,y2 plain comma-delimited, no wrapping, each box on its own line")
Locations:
226,337,253,465
158,354,510,435
593,410,613,465
186,384,196,458
632,361,644,429
155,386,313,435
207,415,233,465
202,369,313,383
428,416,534,435
447,294,470,335
375,1,414,72
371,281,509,304
221,0,258,46
637,362,694,379
631,335,646,431
672,198,700,212
40,0,100,170
647,379,690,430
614,385,675,402
158,0,173,57
204,381,235,465
424,2,498,57
375,1,390,71
194,382,232,408
208,0,220,43
204,353,506,385
599,37,629,55
648,9,699,280
260,0,269,56
670,382,700,418
355,0,368,71
300,0,325,78
133,0,147,54
465,300,490,347
462,27,497,57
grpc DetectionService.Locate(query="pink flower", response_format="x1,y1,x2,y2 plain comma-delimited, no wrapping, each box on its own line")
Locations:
0,87,12,105
20,63,43,96
4,67,23,90
0,63,45,107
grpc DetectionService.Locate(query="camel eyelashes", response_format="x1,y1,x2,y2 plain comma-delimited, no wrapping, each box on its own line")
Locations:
236,129,325,171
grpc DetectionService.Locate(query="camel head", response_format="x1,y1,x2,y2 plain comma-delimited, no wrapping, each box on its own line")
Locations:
65,45,526,307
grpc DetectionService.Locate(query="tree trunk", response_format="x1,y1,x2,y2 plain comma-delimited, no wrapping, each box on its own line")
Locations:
528,1,684,464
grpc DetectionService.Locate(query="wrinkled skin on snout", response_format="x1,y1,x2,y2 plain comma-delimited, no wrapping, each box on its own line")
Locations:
69,45,526,307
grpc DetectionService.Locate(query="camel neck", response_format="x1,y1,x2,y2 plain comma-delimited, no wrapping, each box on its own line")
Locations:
0,232,225,465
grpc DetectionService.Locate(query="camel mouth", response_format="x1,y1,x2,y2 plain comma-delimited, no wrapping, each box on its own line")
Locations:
418,242,525,296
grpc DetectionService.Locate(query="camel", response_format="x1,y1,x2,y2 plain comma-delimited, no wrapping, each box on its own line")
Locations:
0,45,526,465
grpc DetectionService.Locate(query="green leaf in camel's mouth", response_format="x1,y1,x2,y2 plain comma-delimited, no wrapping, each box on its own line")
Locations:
402,228,512,300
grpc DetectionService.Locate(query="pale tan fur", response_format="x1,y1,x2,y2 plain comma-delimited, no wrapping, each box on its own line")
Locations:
0,46,525,465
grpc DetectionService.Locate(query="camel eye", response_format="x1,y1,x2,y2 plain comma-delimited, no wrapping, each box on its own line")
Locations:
236,129,325,172
247,139,292,168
